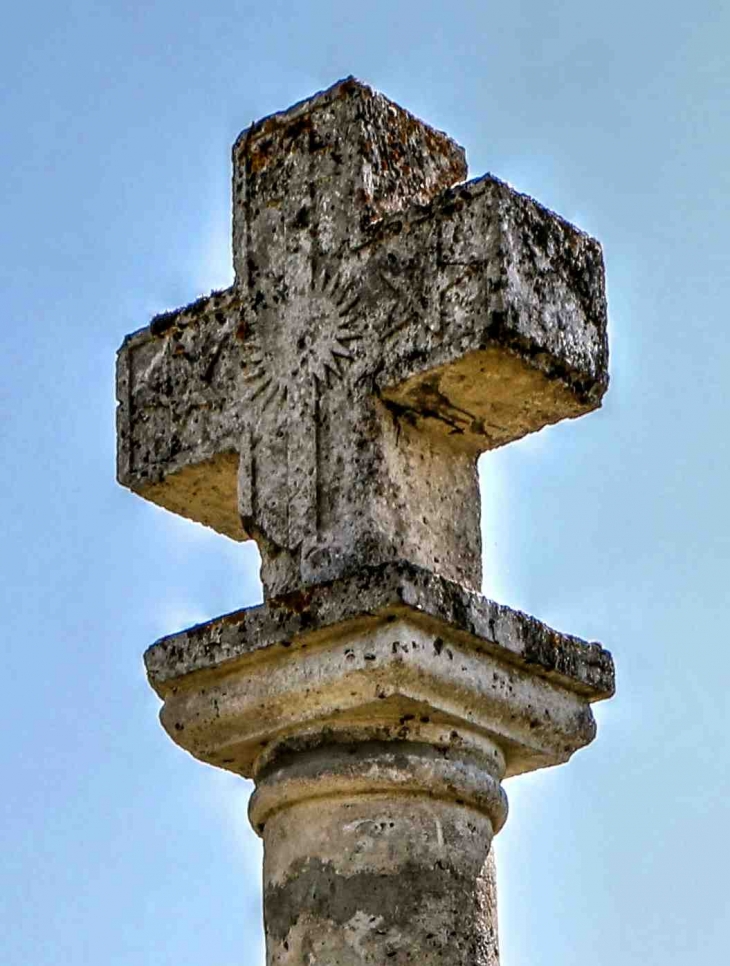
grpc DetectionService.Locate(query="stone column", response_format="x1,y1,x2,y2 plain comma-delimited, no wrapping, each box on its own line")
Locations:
145,564,614,966
253,737,504,964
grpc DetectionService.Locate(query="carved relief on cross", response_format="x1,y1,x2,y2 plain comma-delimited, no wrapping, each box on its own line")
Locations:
117,78,608,598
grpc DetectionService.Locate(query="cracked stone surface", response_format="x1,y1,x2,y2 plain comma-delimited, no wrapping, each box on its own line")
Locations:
117,78,614,966
117,76,608,599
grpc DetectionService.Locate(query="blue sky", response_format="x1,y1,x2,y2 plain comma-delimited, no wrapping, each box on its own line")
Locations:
2,2,729,964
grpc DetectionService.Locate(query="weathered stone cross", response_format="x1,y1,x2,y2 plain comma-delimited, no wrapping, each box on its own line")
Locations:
118,79,614,965
118,77,607,599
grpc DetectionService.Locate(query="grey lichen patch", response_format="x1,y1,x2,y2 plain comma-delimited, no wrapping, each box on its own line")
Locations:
265,856,495,960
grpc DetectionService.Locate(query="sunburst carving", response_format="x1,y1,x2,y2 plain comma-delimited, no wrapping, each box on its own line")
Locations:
242,268,364,413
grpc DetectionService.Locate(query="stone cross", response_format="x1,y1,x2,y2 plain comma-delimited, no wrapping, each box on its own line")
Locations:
117,78,615,965
118,77,607,599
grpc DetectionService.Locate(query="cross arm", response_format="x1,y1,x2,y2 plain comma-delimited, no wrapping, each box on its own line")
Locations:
363,175,609,450
116,286,251,540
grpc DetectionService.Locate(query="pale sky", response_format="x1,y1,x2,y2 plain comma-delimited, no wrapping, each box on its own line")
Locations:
2,2,729,964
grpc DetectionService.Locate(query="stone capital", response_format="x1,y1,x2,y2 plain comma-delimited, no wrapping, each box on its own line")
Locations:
145,562,613,963
146,562,613,779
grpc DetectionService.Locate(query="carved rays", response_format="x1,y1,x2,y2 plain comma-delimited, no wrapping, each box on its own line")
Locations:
241,267,365,414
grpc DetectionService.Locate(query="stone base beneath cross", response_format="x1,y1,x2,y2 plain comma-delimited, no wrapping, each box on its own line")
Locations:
146,562,613,964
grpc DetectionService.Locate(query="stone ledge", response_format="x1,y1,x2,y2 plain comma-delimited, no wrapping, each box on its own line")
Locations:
145,561,614,701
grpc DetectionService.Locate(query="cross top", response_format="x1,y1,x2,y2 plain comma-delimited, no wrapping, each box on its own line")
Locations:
117,78,608,598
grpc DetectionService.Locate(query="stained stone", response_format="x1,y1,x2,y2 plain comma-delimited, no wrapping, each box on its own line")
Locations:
145,561,613,780
117,78,614,966
117,77,608,599
143,564,613,965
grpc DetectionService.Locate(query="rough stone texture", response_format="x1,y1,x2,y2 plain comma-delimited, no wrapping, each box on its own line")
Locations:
117,76,609,599
256,743,503,965
147,559,612,963
145,561,613,783
119,78,615,966
147,562,613,704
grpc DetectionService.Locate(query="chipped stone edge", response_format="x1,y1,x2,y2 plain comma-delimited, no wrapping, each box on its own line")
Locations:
232,75,465,163
372,172,610,409
144,561,615,702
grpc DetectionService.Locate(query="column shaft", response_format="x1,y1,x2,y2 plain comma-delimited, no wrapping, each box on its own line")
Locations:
250,741,506,966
